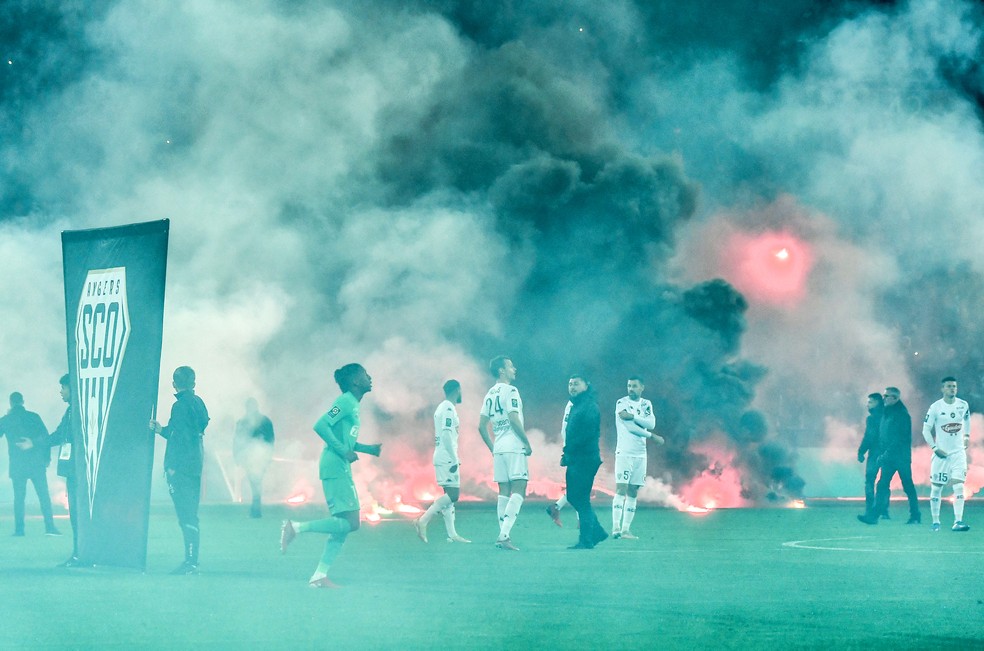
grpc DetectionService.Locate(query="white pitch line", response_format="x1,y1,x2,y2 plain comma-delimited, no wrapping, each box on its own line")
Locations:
782,536,984,554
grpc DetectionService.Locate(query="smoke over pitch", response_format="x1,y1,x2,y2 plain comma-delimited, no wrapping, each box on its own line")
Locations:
2,0,983,505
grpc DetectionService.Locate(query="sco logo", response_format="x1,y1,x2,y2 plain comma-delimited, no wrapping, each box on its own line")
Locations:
75,267,131,515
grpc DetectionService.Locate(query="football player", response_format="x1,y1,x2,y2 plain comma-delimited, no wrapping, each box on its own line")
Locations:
280,363,382,588
612,376,663,539
478,356,531,551
415,380,470,543
923,376,971,532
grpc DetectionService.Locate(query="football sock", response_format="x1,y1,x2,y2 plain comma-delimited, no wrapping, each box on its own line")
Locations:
499,494,524,539
953,483,965,522
441,502,457,537
422,494,452,525
310,561,330,582
622,496,638,532
318,532,347,568
302,516,354,536
930,484,942,524
497,495,509,523
555,494,569,510
612,494,626,531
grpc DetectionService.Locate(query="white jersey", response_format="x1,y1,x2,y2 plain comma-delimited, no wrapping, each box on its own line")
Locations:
481,382,524,454
922,397,970,456
615,396,655,457
433,399,460,465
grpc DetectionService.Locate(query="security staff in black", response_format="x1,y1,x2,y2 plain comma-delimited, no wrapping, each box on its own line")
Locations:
858,386,920,525
151,366,210,574
856,392,884,519
0,392,59,536
561,375,608,549
49,374,85,565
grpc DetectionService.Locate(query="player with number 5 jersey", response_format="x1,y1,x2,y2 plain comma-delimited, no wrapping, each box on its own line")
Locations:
478,356,531,551
922,376,971,532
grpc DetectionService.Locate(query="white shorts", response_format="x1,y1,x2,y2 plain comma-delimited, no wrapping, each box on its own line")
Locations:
493,452,529,483
615,454,647,487
435,462,460,488
930,451,967,485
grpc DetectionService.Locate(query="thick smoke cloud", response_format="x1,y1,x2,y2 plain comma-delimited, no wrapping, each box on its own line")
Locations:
2,0,983,504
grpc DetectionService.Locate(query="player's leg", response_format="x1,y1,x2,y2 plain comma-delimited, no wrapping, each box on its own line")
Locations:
613,484,627,536
416,464,452,542
929,483,943,529
546,492,566,527
11,476,26,535
950,455,968,530
440,486,469,542
621,482,641,539
310,510,360,588
928,455,945,529
497,455,527,547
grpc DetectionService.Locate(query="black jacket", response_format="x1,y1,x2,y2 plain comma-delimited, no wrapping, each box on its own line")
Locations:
877,400,912,462
160,390,210,475
48,406,75,478
858,406,882,459
0,406,50,478
562,388,601,466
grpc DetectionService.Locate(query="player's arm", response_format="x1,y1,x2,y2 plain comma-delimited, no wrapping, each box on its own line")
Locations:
509,411,532,455
478,413,494,453
963,406,971,449
354,441,382,457
922,410,946,458
633,403,656,431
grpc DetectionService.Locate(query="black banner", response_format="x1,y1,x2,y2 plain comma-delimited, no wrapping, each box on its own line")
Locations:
62,220,168,570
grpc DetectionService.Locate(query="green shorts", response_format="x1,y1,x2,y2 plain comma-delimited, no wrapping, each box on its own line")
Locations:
322,476,360,515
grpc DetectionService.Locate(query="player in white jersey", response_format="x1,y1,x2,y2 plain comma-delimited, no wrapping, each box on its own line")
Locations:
415,380,470,544
545,400,572,527
612,376,664,539
922,376,971,532
478,356,531,551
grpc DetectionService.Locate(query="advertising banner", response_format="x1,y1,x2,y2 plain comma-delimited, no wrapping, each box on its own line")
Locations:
61,220,168,570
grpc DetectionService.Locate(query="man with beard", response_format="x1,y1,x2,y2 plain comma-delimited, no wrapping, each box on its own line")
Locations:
561,374,607,550
858,387,920,525
612,377,663,539
415,379,470,543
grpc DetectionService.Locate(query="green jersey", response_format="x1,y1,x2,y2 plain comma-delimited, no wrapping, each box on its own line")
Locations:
314,392,361,479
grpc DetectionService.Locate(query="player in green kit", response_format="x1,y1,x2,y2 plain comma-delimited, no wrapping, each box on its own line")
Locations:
280,363,382,588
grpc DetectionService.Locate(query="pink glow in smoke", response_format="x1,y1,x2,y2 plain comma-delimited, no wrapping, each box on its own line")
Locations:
723,231,813,306
678,441,750,509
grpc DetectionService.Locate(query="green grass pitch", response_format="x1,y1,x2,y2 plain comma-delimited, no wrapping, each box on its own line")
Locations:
1,501,982,649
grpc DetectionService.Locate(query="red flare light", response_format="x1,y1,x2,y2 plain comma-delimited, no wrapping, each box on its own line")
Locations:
724,231,813,306
286,494,306,505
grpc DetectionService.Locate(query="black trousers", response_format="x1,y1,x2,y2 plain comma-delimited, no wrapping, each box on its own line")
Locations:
11,468,55,533
166,471,201,563
863,455,881,515
64,473,79,555
565,459,606,546
873,456,919,518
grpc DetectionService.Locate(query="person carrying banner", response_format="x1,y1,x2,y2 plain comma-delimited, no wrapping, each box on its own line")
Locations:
49,374,85,565
150,366,210,575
